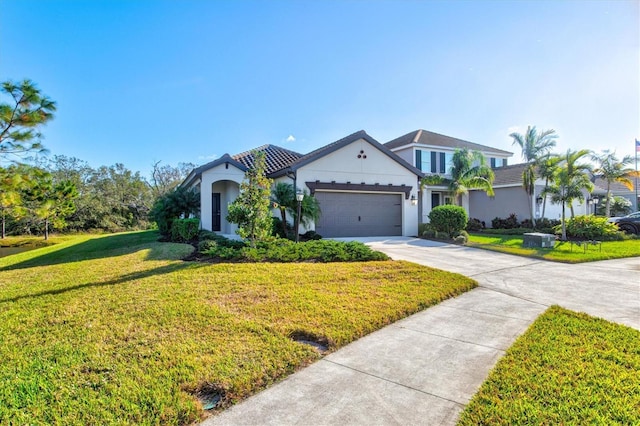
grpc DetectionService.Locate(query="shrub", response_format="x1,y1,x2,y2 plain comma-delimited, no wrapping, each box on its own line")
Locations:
271,216,293,239
428,205,468,236
197,240,218,252
453,235,467,244
300,230,322,241
418,223,433,235
554,215,623,241
422,229,436,238
198,230,219,241
491,213,519,229
170,218,200,242
435,231,450,240
466,218,484,232
198,238,388,262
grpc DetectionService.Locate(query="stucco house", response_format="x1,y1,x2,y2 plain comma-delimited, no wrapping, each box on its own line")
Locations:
467,163,598,226
384,129,513,224
182,130,423,237
185,128,596,236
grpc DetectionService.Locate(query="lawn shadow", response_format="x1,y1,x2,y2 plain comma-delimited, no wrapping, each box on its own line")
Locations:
0,260,206,304
0,231,185,271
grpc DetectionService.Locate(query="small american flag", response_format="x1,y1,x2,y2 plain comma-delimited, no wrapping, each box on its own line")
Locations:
636,139,640,152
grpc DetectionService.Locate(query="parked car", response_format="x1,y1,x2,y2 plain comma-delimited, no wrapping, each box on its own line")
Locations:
609,211,640,234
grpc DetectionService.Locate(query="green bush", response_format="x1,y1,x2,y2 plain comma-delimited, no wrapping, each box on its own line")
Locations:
466,218,484,231
170,218,200,242
422,229,436,238
197,240,218,252
428,205,468,236
555,215,623,241
435,231,450,240
198,238,388,263
491,213,519,229
418,223,433,235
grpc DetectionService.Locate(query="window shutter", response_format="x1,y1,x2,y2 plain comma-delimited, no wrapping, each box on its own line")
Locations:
439,152,445,173
415,150,422,170
491,158,496,168
430,151,437,173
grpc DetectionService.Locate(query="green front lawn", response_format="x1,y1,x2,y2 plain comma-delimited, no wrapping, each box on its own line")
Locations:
467,233,640,262
0,231,476,425
458,306,640,425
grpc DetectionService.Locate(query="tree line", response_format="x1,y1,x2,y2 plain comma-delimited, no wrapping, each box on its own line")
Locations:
1,79,194,238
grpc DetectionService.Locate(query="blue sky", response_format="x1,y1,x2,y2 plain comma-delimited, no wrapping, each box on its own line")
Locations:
1,0,638,178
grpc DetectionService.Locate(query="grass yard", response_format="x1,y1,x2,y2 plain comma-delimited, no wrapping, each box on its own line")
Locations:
458,306,640,425
0,231,476,425
467,233,640,263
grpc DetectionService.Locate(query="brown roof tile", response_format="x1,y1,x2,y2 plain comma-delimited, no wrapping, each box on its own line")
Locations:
232,144,303,175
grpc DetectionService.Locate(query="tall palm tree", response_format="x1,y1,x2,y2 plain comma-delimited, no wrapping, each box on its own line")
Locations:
562,149,592,217
537,154,562,219
510,126,557,225
447,148,495,205
590,150,640,217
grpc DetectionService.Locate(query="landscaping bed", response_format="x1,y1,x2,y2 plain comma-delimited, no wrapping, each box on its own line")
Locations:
0,230,476,425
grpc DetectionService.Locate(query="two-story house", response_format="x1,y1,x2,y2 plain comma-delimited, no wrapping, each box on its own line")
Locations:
384,129,513,224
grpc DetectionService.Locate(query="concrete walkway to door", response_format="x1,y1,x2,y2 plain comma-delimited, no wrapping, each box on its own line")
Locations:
202,237,639,426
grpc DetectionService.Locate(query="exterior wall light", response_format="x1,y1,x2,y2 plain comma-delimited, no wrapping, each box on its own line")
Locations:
410,195,418,206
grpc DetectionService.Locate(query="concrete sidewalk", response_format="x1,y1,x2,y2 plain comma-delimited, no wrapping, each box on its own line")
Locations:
202,237,639,426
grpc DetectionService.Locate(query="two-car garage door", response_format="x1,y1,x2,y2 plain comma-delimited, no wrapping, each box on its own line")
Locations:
314,192,402,237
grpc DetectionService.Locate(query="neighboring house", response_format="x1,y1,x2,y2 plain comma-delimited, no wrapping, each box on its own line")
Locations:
384,129,513,223
182,130,423,238
591,177,638,213
468,163,592,226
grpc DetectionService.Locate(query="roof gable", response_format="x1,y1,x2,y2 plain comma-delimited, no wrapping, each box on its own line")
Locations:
385,129,513,156
181,153,248,188
272,130,423,178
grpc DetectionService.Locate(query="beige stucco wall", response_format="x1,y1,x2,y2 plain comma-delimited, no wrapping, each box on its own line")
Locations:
199,164,244,232
295,138,420,236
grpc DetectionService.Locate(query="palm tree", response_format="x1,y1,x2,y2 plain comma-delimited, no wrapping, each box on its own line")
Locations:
447,148,495,205
510,126,557,225
546,167,594,241
270,182,321,237
270,182,295,235
590,150,640,217
537,154,562,219
562,149,592,217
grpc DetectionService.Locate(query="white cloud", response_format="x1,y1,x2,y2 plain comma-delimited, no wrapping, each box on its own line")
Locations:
285,134,296,143
198,154,218,162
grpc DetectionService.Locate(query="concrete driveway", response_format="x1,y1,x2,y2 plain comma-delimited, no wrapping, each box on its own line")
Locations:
202,237,639,426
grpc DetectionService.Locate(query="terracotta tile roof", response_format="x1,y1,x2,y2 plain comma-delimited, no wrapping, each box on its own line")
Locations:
385,129,512,156
232,144,303,175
